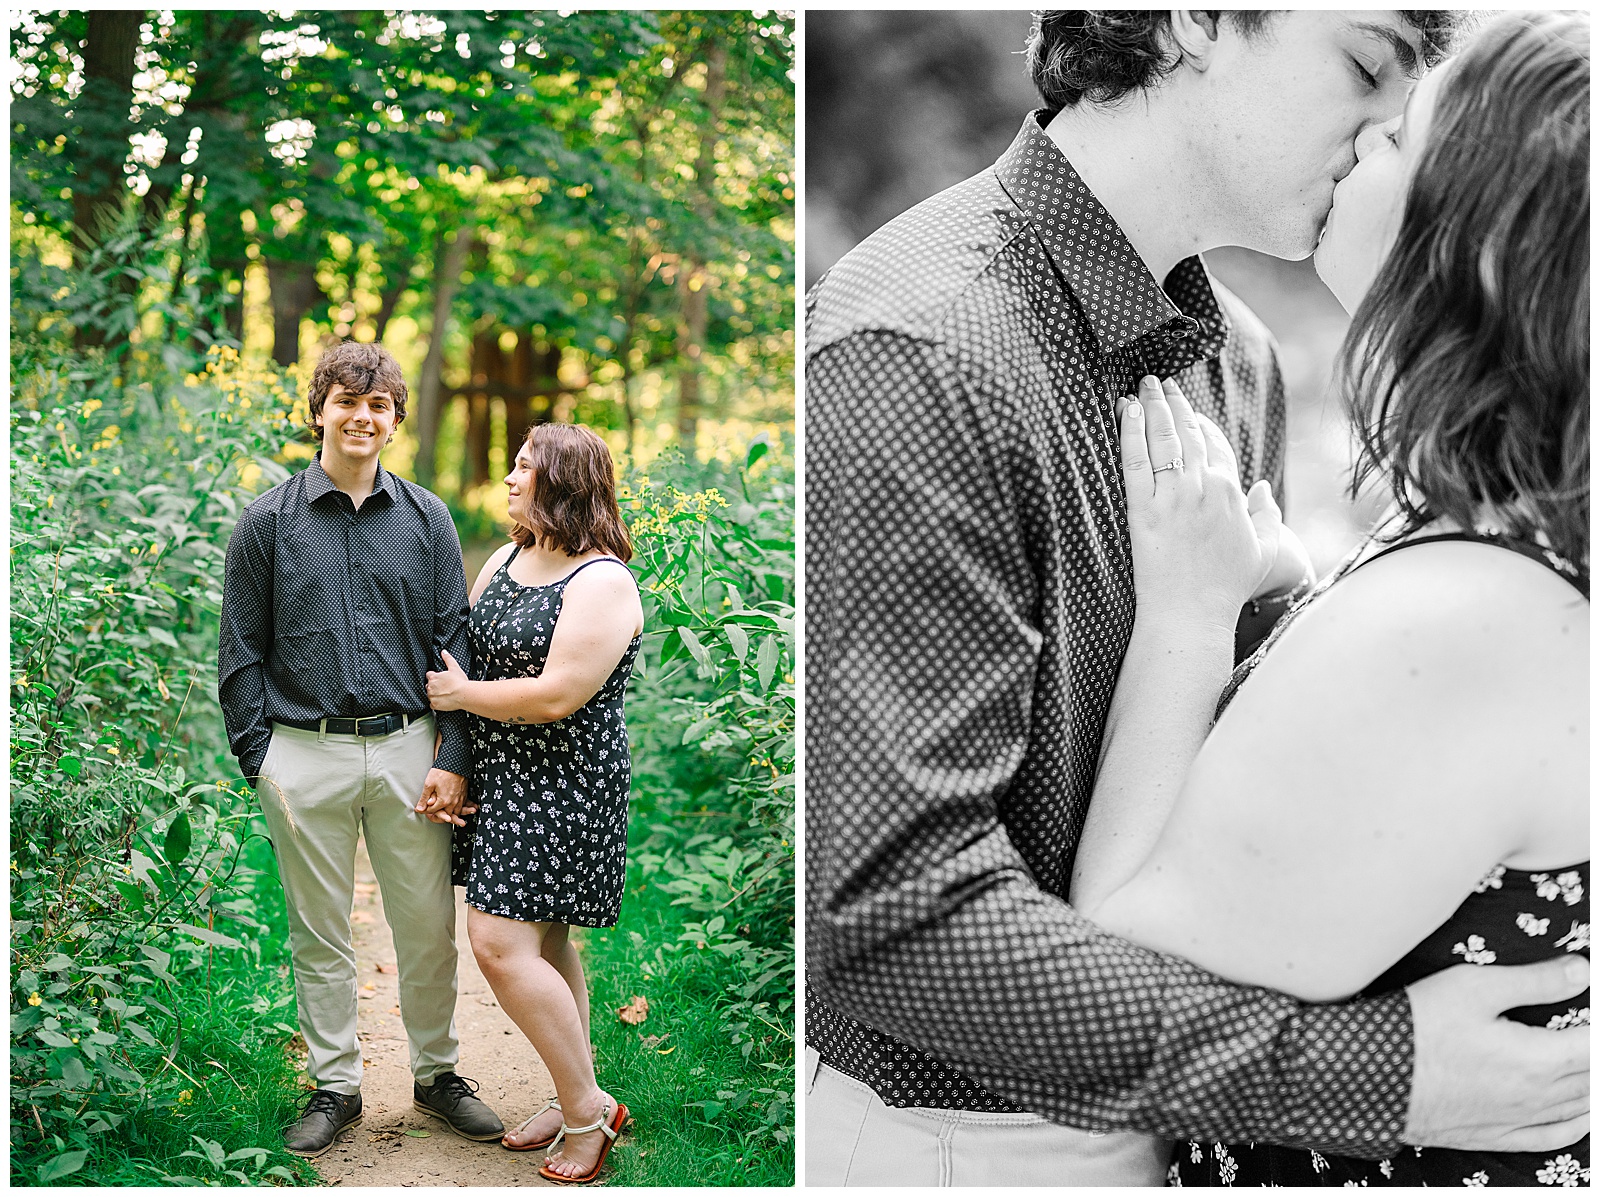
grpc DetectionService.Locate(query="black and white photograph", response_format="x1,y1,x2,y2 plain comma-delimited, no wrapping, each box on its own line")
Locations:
804,9,1589,1188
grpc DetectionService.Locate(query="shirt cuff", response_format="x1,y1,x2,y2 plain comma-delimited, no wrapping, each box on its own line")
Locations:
241,744,269,788
431,712,473,778
1277,988,1414,1160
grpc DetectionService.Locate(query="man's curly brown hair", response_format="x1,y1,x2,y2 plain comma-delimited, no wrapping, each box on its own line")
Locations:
1025,11,1463,113
307,340,410,432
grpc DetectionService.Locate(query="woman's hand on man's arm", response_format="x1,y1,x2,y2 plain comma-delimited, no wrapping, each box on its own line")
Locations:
427,561,641,724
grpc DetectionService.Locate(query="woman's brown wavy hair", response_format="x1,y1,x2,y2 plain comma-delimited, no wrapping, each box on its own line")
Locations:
510,423,633,563
1338,10,1590,568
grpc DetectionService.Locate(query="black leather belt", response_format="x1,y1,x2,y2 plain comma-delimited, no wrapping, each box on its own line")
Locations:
279,712,423,737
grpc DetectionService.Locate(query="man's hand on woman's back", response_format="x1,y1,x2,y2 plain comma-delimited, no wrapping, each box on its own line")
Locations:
1406,957,1589,1151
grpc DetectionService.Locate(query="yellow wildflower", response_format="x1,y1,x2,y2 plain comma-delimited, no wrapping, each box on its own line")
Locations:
27,993,40,1006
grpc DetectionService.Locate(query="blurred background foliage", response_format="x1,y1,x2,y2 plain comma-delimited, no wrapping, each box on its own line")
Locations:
807,10,1380,571
12,9,793,1185
13,8,794,499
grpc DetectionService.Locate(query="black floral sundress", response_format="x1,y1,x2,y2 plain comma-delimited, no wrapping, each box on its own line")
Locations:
1172,531,1589,1188
451,550,641,927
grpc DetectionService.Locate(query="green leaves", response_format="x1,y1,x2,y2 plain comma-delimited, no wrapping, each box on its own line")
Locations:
164,811,193,867
36,1149,89,1184
745,434,770,473
677,625,712,671
724,621,749,664
755,635,780,695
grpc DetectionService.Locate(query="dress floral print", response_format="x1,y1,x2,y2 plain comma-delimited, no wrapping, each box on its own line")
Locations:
451,551,641,928
1169,864,1590,1187
1173,533,1588,1187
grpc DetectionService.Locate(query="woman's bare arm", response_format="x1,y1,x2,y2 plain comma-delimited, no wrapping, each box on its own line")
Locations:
1084,543,1587,1002
429,561,643,723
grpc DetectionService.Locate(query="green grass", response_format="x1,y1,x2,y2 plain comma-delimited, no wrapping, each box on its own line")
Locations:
581,847,795,1187
13,833,320,1188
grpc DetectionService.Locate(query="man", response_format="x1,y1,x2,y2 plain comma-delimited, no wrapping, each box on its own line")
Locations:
219,341,502,1156
806,11,1588,1185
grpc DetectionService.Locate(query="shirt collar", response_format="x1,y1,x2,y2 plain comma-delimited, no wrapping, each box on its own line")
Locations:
994,110,1231,364
307,453,397,506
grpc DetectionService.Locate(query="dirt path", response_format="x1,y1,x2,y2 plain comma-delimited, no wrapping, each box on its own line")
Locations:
309,837,558,1187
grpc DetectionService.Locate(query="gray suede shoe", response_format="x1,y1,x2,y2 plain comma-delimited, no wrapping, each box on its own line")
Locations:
414,1071,505,1141
284,1089,362,1157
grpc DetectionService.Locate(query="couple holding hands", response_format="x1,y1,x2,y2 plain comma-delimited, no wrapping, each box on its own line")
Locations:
218,340,641,1184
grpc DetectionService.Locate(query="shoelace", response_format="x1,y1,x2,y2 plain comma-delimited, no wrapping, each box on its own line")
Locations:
302,1090,347,1118
431,1073,481,1103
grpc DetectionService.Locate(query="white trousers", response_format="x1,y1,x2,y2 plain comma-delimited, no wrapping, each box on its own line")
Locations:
256,716,459,1093
805,1046,1172,1187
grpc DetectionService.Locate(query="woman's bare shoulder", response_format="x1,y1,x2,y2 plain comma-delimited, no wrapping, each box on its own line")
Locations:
564,555,639,595
1271,538,1586,688
1214,535,1587,827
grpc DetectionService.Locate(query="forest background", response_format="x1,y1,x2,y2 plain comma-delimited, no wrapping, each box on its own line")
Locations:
11,9,794,1187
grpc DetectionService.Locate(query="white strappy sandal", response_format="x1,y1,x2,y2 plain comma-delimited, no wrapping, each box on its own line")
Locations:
538,1096,630,1185
501,1098,560,1152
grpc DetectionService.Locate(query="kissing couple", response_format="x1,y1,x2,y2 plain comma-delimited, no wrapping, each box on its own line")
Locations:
807,10,1587,1188
219,340,642,1184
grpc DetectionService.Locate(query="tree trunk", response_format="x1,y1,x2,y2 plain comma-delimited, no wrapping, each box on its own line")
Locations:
414,226,473,488
676,271,708,453
616,233,645,459
676,39,727,456
72,10,142,352
465,330,504,488
464,393,492,488
373,272,409,343
265,258,322,367
505,332,535,449
73,11,140,255
531,342,562,426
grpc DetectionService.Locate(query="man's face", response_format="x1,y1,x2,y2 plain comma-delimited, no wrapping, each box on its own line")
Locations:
316,383,397,466
1184,11,1428,260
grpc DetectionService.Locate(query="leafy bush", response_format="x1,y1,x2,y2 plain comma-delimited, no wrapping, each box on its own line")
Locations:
616,440,796,1155
11,229,315,1185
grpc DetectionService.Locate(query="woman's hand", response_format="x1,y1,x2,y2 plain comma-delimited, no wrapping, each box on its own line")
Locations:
425,649,472,712
1120,375,1281,623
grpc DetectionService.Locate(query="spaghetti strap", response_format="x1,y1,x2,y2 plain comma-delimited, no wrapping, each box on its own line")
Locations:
1352,531,1588,600
555,555,626,587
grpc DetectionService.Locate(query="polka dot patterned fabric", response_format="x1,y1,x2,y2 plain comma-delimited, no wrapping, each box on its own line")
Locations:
450,551,640,927
804,111,1412,1156
219,454,474,781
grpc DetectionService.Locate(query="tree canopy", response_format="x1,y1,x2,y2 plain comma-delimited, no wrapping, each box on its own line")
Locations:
12,9,795,487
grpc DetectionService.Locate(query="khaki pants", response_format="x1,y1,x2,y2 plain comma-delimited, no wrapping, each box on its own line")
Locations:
257,716,459,1094
805,1046,1172,1187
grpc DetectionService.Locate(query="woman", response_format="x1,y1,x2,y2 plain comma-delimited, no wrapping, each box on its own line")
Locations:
426,422,644,1184
1071,11,1588,1187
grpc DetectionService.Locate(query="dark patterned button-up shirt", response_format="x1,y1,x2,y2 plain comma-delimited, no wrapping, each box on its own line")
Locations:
218,454,473,781
805,111,1412,1157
